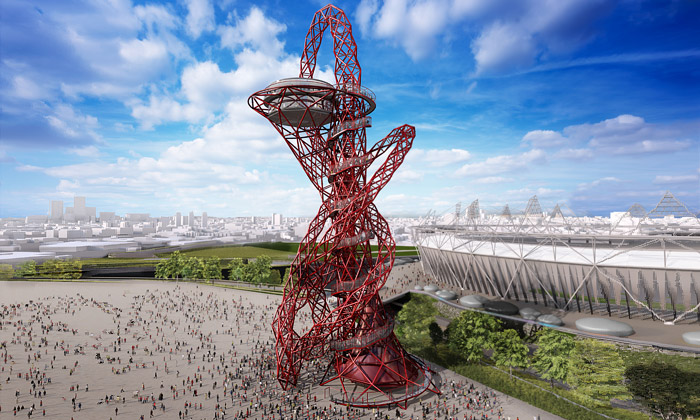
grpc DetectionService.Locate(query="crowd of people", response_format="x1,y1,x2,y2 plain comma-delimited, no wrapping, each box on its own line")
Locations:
0,263,554,419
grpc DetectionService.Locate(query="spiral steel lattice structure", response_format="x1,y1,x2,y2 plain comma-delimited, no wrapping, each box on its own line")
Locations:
248,4,438,408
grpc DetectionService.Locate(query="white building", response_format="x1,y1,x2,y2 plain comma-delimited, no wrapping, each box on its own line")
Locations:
50,200,63,222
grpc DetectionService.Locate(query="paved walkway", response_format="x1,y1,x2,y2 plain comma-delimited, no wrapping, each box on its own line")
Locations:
1,277,564,420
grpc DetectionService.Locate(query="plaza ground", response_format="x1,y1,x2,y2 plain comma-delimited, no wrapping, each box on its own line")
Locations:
1,279,561,419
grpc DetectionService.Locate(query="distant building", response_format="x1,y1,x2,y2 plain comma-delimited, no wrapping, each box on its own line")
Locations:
50,200,63,221
202,212,208,228
73,196,87,220
126,213,150,223
272,213,282,226
99,212,116,222
86,207,96,222
189,211,195,227
175,212,182,227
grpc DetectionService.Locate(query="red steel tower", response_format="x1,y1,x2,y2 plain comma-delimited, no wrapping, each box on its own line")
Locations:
248,4,438,408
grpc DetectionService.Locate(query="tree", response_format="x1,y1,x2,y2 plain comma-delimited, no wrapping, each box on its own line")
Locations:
567,338,630,406
170,251,186,280
447,310,502,363
395,294,437,350
428,322,444,344
16,260,38,277
202,257,222,283
181,257,205,280
228,258,245,281
491,329,529,378
65,260,82,279
249,255,272,285
38,259,81,279
626,361,700,419
532,328,575,388
0,264,14,279
40,259,64,278
263,269,281,285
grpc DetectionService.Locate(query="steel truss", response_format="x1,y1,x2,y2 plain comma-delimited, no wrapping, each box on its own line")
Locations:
248,4,438,408
413,194,700,324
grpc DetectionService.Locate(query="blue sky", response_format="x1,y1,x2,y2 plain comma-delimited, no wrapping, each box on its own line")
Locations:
1,0,699,218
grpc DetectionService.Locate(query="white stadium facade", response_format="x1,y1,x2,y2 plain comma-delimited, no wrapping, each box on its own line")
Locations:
412,192,700,325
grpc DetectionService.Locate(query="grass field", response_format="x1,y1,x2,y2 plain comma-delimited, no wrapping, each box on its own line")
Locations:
78,242,418,268
158,245,296,260
157,242,418,260
80,258,158,267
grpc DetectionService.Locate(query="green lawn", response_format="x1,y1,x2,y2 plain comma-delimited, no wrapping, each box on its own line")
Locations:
80,258,158,268
158,245,296,260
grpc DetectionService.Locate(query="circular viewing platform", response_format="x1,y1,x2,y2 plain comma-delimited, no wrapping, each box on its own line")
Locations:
250,77,376,128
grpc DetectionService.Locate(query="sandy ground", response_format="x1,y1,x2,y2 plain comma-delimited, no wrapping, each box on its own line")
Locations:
0,278,562,420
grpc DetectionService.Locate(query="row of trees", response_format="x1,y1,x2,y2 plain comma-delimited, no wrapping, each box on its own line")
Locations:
395,295,700,418
0,259,83,279
155,251,222,282
155,252,281,285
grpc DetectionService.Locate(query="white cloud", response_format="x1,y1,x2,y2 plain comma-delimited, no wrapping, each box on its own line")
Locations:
185,0,215,38
56,3,189,100
521,129,567,148
528,114,697,156
554,148,594,159
130,7,311,128
472,22,535,74
68,146,101,158
218,7,285,56
408,148,471,167
12,76,46,100
472,176,514,184
455,149,545,176
653,175,699,184
369,0,451,60
357,0,613,74
45,104,101,142
576,176,621,190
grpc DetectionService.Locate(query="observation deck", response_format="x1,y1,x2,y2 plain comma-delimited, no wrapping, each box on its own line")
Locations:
251,78,376,128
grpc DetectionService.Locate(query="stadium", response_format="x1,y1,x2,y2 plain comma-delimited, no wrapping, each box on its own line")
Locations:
412,191,700,325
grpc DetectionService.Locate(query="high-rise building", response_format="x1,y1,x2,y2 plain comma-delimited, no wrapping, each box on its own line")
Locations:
99,212,116,222
201,212,208,228
50,200,63,221
272,213,282,226
189,211,195,227
74,196,86,218
175,212,182,227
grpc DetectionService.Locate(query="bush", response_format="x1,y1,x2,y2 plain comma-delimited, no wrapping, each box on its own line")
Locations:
0,264,14,279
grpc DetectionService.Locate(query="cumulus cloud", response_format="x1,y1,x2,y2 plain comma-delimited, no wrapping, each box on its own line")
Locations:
521,129,567,148
218,7,285,56
45,104,101,143
472,23,535,74
131,7,310,128
407,148,471,167
523,115,697,158
185,0,215,38
357,0,614,74
455,149,546,176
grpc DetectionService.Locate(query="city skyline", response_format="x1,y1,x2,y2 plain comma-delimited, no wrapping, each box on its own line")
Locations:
2,0,699,218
